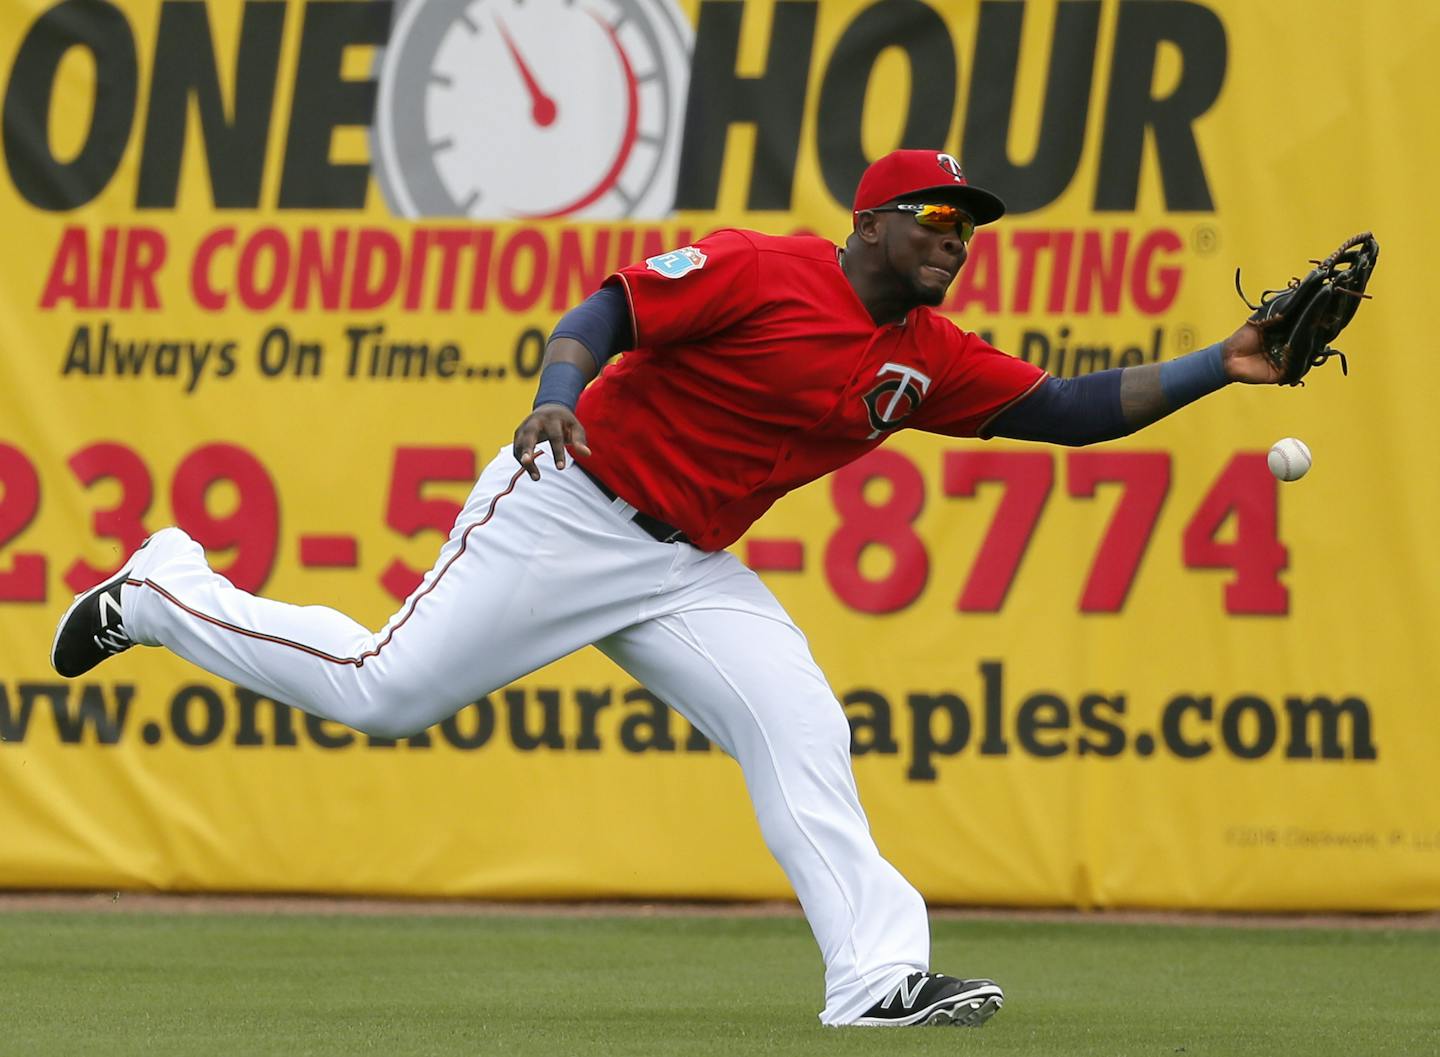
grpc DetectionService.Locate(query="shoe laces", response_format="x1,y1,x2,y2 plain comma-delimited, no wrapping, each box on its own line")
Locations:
91,588,132,653
93,626,132,653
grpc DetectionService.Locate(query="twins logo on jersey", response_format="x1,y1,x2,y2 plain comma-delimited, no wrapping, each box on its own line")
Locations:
646,247,708,279
863,363,932,438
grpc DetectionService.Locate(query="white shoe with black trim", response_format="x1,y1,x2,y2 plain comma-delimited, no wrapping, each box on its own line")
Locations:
853,972,1003,1027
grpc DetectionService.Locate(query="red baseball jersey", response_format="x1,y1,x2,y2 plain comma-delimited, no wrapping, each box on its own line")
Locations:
576,229,1044,551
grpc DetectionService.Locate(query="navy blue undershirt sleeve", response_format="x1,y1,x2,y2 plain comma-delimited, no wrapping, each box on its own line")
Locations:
532,361,589,410
989,370,1128,446
1159,340,1229,406
532,285,635,410
991,342,1231,446
548,283,634,370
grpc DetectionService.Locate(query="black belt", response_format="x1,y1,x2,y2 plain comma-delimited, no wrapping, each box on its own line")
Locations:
577,464,691,545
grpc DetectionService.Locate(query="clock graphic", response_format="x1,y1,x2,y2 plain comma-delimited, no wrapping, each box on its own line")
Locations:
373,0,693,220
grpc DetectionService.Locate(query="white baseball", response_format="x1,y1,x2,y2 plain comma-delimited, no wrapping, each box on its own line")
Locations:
1267,437,1312,482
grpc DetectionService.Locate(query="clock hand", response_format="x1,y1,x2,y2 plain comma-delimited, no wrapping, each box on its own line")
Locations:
519,11,639,219
495,17,557,127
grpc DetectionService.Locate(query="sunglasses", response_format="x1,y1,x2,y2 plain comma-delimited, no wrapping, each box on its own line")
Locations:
869,203,976,243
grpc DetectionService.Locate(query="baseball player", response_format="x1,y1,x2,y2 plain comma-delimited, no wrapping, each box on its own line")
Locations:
51,150,1372,1027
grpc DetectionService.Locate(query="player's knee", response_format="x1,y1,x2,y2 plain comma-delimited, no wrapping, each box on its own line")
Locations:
349,712,428,741
813,702,855,757
755,697,853,775
339,687,436,740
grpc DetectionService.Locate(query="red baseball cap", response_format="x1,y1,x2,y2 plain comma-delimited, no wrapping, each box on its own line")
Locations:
852,149,1005,225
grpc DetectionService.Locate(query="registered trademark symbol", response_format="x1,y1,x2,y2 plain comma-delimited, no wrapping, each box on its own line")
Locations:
1192,225,1219,255
1175,326,1198,353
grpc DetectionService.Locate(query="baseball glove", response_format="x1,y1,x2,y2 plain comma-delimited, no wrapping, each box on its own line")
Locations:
1236,232,1379,386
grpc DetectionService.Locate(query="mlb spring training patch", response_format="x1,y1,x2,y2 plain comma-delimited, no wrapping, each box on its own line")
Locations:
645,247,707,279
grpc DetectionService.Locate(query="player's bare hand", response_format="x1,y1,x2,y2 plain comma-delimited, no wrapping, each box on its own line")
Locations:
1221,321,1283,385
513,405,591,480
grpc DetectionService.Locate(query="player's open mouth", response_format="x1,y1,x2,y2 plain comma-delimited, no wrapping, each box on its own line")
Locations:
923,265,954,283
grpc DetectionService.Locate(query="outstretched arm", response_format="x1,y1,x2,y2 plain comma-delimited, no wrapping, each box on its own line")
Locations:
990,322,1271,446
1115,320,1278,427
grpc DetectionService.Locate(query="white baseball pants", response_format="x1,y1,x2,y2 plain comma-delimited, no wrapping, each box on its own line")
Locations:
123,447,930,1023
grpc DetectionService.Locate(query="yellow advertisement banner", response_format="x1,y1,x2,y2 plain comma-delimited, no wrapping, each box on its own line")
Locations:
1,0,1437,910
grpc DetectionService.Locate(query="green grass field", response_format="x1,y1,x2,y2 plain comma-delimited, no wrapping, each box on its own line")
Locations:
3,909,1436,1056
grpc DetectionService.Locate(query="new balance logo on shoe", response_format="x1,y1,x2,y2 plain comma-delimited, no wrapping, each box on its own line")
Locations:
51,544,148,678
97,589,123,626
854,972,1003,1028
884,973,928,1011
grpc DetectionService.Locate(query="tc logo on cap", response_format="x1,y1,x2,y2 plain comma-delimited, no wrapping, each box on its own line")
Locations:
936,153,965,182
